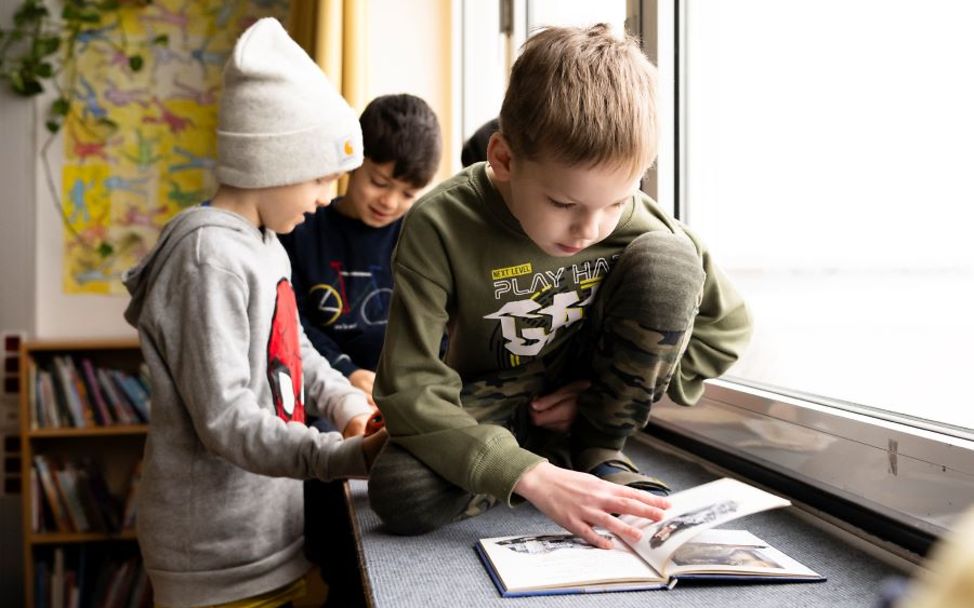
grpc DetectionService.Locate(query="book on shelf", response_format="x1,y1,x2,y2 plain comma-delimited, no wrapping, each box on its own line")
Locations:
34,547,150,608
52,357,87,428
80,358,114,426
31,468,41,533
64,357,97,427
33,455,73,533
32,455,127,534
121,460,143,530
111,370,150,423
30,355,151,429
52,547,64,608
53,463,91,533
475,478,825,597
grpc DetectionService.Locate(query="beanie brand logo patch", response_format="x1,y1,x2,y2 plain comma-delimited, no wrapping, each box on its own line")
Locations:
335,135,357,164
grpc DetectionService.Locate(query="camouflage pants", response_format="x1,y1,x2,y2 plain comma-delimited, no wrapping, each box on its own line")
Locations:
369,232,705,535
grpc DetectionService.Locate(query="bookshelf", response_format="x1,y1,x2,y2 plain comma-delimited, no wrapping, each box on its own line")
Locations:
19,339,151,608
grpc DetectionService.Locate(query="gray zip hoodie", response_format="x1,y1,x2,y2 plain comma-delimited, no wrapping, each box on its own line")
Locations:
123,206,372,607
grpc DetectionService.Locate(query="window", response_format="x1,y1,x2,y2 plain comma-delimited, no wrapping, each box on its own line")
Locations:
650,0,974,540
459,0,630,157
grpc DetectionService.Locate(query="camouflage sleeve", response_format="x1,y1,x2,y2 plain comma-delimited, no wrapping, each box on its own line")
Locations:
667,225,753,405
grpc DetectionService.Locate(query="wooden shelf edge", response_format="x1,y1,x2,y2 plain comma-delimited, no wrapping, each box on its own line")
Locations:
22,338,140,352
27,424,149,438
28,529,138,545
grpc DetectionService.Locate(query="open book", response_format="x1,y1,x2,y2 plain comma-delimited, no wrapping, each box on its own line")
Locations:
476,477,824,597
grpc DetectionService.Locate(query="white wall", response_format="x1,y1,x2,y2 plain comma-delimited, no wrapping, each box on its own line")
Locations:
0,0,36,339
365,0,458,179
460,0,506,142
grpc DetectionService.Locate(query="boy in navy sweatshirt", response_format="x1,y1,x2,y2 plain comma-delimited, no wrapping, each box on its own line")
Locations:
281,93,442,404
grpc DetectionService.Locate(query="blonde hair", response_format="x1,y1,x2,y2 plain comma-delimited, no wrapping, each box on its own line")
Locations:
499,24,658,177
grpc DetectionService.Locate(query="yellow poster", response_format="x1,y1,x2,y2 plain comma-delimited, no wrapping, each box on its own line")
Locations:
61,0,289,294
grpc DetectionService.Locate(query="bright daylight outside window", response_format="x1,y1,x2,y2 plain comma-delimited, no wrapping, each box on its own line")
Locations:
681,0,974,433
525,0,626,33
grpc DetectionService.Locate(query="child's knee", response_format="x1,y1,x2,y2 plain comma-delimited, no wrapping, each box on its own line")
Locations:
367,443,471,535
606,231,705,329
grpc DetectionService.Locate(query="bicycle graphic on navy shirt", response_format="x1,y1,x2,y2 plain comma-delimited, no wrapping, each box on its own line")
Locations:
309,262,392,328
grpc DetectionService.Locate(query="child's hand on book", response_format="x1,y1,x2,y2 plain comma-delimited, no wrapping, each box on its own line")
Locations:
514,462,670,550
529,380,590,432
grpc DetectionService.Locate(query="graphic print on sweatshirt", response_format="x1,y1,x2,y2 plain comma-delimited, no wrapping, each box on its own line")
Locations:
308,261,393,331
484,255,616,366
267,278,306,423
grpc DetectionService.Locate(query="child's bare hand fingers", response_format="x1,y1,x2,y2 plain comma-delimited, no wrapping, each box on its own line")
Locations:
531,392,569,411
531,380,591,410
613,484,671,510
592,510,644,544
530,400,574,427
607,495,668,522
569,520,614,550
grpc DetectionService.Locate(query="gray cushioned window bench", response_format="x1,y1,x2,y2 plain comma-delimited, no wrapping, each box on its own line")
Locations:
344,434,905,607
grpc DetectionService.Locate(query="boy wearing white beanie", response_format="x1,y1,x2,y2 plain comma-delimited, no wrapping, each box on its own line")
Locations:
122,18,386,607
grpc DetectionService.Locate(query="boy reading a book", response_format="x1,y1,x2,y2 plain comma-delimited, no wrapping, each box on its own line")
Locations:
122,18,385,607
368,24,752,550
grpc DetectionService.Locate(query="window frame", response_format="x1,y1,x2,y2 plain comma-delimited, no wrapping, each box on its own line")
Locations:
646,0,974,552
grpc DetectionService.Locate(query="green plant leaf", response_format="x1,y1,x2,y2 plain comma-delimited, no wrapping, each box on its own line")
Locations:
99,0,121,10
97,117,119,130
36,36,60,56
77,9,103,24
128,54,143,71
97,242,114,258
152,34,169,46
45,119,61,133
14,3,48,27
60,4,82,21
9,70,42,96
14,75,42,95
8,70,24,92
52,97,70,116
35,62,53,78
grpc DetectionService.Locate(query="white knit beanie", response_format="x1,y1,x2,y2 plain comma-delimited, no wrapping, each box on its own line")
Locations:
216,18,363,188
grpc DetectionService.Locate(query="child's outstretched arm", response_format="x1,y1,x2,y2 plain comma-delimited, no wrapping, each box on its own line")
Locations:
514,462,670,549
160,261,369,482
298,323,374,434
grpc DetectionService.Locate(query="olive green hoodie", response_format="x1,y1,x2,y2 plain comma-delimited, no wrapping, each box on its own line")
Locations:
375,163,751,505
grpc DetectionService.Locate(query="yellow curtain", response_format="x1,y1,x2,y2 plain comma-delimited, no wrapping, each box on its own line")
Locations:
287,0,367,111
288,0,368,194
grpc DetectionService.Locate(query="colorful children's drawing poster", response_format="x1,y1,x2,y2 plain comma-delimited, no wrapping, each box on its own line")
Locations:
61,0,289,294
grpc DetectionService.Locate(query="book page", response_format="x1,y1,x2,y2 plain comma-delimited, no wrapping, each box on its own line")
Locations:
477,531,665,593
619,478,790,573
665,529,822,578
